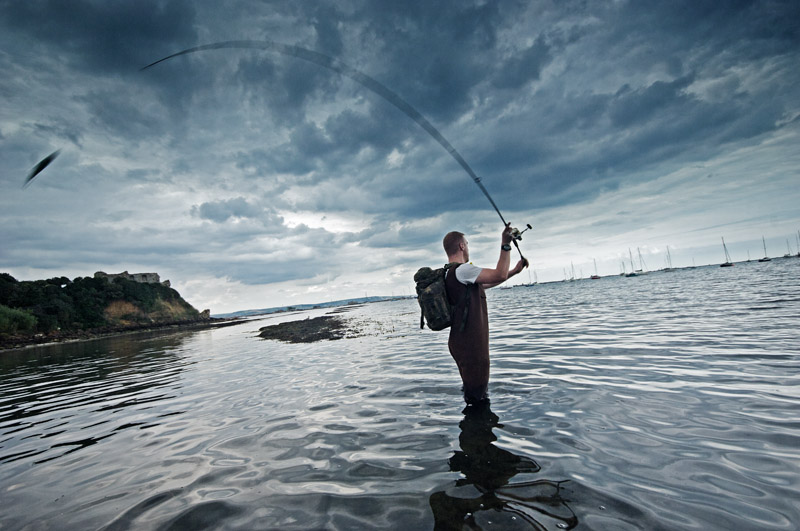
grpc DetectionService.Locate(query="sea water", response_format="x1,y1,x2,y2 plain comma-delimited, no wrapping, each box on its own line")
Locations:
1,258,799,530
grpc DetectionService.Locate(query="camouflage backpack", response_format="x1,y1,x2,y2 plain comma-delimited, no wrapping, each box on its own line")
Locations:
414,263,471,331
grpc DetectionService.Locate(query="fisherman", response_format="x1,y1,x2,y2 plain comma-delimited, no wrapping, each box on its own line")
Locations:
443,224,529,404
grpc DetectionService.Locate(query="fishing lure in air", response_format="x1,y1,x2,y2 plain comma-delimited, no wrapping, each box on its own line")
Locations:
22,149,60,189
141,40,530,257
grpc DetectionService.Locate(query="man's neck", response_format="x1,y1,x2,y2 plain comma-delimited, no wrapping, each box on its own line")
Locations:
447,253,466,264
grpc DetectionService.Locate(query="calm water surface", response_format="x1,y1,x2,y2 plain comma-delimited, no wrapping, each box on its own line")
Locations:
2,259,799,530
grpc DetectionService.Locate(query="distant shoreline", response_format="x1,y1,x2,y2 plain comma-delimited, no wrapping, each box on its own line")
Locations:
2,297,407,352
0,317,243,353
212,295,413,319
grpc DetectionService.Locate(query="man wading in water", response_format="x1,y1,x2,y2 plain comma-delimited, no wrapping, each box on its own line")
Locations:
443,224,529,404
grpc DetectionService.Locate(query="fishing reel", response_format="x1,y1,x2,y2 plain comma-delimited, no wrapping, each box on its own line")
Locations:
510,224,533,241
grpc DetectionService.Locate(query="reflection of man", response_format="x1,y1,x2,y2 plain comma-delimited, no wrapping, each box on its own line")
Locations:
442,224,528,404
429,402,576,530
449,401,539,489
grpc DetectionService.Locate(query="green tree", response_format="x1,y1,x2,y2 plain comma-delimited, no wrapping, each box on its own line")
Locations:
0,273,200,336
0,273,19,307
0,304,37,335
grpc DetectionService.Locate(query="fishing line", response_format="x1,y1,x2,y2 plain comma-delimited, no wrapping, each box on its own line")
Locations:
141,40,529,258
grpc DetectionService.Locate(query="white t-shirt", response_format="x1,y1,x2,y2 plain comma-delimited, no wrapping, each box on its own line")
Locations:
449,263,482,285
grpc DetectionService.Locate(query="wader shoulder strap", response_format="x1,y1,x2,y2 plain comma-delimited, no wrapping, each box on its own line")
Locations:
458,283,472,332
449,263,472,333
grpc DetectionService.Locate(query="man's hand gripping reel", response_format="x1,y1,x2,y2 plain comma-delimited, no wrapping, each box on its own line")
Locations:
509,223,532,263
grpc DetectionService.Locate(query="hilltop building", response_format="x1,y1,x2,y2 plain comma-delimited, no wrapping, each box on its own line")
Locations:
94,271,171,287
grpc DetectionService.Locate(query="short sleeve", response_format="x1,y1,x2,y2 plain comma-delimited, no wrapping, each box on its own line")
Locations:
454,263,482,285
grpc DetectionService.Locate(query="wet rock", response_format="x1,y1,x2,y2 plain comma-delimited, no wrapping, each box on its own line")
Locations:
258,316,356,343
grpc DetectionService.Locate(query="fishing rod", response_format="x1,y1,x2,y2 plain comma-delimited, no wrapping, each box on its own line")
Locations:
471,176,530,260
141,40,531,258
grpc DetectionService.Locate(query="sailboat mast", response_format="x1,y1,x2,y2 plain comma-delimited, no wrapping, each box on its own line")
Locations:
797,230,800,257
759,236,772,262
720,237,733,267
637,247,647,272
591,258,600,279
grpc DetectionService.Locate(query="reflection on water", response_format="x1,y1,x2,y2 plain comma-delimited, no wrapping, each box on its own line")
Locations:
430,401,577,530
0,332,191,466
1,259,799,529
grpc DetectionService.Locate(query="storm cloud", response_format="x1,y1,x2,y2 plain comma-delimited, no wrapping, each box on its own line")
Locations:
2,0,798,313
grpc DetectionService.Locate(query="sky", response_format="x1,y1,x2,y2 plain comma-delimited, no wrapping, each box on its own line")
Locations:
1,0,799,314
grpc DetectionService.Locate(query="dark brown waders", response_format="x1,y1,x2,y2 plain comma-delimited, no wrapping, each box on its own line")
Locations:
445,265,490,404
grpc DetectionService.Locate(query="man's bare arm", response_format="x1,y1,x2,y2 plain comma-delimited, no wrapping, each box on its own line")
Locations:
475,224,515,286
481,258,529,288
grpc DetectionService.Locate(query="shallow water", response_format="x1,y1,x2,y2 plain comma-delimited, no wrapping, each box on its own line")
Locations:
1,258,799,530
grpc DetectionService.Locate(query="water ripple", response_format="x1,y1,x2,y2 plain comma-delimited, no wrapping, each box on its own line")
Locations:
1,261,799,529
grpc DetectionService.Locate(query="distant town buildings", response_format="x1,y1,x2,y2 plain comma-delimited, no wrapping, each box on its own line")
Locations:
94,271,171,287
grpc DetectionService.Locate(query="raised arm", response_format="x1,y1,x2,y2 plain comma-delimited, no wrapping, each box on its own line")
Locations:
476,224,514,287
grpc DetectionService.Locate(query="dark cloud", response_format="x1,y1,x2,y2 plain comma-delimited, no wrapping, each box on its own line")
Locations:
492,37,553,90
233,52,341,124
2,0,799,309
0,0,198,74
356,0,513,121
352,221,449,250
323,104,415,154
311,5,345,57
29,120,83,147
192,197,284,227
609,76,696,129
75,89,165,142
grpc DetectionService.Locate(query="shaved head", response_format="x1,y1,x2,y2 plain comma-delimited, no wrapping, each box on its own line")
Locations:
443,231,465,256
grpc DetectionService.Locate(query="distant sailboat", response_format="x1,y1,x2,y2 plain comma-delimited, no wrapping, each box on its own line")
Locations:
625,249,638,277
662,246,675,272
636,247,649,274
784,239,792,258
591,258,600,279
758,236,771,262
522,267,537,286
796,230,800,257
720,237,734,267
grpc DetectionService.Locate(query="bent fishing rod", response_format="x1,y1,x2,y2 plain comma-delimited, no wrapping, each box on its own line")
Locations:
141,40,531,258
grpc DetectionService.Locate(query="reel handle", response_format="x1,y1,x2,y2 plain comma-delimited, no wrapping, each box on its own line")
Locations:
510,223,533,241
507,223,532,261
